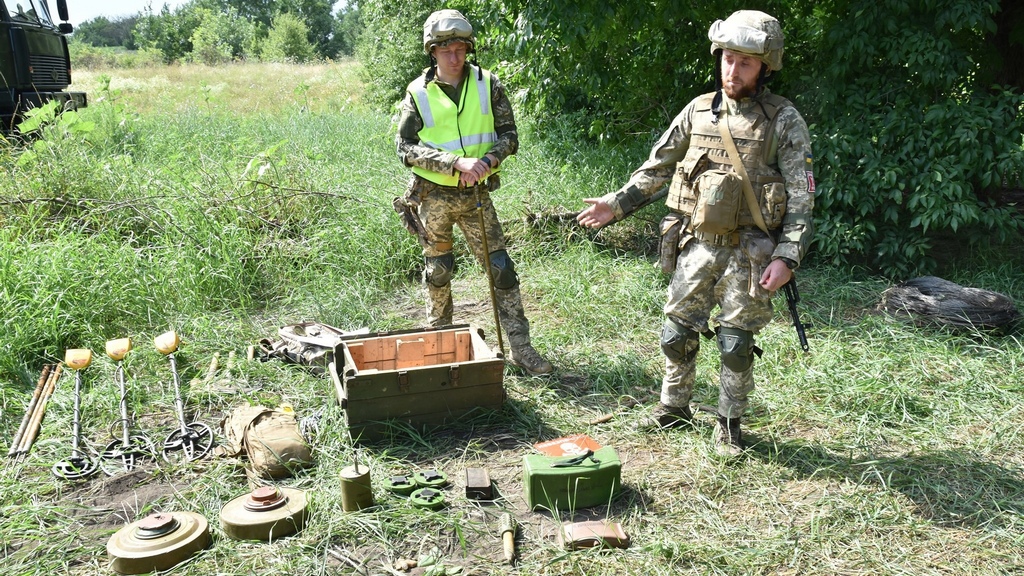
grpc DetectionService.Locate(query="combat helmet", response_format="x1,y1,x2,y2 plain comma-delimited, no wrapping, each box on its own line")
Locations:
423,9,475,54
708,10,784,73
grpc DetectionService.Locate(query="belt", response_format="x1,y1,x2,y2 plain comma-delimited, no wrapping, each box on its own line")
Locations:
687,226,763,247
417,175,497,194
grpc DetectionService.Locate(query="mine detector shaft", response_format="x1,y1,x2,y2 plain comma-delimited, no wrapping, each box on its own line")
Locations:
0,0,86,130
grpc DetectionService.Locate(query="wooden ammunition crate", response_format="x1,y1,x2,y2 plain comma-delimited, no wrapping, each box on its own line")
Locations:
329,325,505,441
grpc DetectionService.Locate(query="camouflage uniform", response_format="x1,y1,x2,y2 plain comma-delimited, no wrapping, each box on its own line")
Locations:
396,68,540,359
599,88,815,418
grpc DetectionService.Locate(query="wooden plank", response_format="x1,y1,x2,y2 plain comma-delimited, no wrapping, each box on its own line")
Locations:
439,330,455,364
345,342,365,370
422,331,440,362
396,338,426,368
455,331,471,363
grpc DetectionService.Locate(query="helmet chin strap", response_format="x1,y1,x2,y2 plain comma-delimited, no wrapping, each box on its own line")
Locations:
426,56,437,82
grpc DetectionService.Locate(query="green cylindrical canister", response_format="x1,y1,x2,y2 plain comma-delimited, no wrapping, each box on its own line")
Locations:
340,464,374,511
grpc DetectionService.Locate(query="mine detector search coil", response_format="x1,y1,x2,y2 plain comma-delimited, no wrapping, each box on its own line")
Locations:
53,349,99,480
155,331,214,462
100,337,156,475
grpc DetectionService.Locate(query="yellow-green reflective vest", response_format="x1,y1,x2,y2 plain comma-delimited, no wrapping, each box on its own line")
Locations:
409,64,499,186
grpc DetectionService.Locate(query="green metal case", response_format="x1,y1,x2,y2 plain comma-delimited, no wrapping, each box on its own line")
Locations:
330,325,505,441
522,446,622,511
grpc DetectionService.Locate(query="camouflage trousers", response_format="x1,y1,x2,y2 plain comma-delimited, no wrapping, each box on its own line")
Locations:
661,230,776,418
416,177,533,349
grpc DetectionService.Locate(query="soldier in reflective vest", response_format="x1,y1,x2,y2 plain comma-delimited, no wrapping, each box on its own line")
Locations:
577,10,815,456
395,9,553,376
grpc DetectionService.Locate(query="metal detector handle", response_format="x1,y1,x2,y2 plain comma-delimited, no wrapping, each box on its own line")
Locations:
116,364,131,444
167,353,189,434
71,370,84,458
474,187,505,357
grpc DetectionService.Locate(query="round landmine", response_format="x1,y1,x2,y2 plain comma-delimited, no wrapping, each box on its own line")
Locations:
410,487,446,510
107,511,210,575
385,474,417,496
412,468,448,489
220,486,309,541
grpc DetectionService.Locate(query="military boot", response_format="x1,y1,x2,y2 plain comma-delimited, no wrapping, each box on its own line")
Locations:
495,286,552,375
715,416,743,457
508,344,553,376
643,403,693,430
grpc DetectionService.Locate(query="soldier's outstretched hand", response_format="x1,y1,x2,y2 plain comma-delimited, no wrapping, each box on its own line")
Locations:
577,198,614,229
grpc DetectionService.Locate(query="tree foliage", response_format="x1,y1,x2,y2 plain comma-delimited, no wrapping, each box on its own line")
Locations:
261,12,316,63
74,15,139,48
188,6,255,64
803,0,1023,277
354,0,443,111
130,0,352,62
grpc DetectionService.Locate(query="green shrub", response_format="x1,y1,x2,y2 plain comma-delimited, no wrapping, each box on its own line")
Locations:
261,12,316,63
805,0,1024,277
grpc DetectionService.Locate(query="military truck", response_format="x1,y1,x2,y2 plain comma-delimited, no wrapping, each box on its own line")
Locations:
1,0,86,130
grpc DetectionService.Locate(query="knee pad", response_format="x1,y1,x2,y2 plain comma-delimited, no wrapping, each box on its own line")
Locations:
424,253,454,287
489,249,519,290
661,317,699,363
717,326,755,372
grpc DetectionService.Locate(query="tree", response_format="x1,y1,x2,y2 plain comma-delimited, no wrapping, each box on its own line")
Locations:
189,7,255,64
74,15,140,48
326,3,360,58
355,0,439,110
261,12,315,62
279,0,335,58
802,0,1024,276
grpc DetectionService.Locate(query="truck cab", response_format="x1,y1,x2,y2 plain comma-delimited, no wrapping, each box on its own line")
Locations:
1,0,86,130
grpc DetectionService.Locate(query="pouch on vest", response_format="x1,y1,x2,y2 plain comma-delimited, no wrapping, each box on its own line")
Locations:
523,446,622,511
760,180,787,229
659,213,684,275
691,169,744,237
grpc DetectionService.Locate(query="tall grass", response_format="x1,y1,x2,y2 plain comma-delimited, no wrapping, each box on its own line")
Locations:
1,62,1022,575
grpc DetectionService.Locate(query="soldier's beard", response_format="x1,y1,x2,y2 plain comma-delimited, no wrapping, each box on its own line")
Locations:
722,77,757,100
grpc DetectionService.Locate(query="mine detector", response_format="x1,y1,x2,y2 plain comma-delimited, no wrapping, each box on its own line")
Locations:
0,0,86,130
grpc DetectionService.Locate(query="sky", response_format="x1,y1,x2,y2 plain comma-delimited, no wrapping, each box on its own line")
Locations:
68,1,186,26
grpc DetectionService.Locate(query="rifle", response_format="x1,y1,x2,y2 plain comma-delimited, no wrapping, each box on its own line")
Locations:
782,277,810,352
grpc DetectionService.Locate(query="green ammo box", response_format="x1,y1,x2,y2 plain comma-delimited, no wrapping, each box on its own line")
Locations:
523,447,622,511
329,325,505,441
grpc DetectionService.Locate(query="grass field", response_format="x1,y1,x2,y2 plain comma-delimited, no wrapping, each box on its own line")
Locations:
1,60,1023,575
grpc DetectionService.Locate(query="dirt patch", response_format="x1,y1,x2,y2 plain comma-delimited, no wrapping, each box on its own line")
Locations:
64,466,188,531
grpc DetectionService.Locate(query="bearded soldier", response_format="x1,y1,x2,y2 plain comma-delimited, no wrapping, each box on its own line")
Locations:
577,10,815,456
395,10,553,376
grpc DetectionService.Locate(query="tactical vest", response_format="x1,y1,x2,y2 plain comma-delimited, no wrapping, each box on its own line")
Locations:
409,64,500,187
667,91,792,237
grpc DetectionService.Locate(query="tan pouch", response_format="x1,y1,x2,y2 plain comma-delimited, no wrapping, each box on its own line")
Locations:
691,169,743,236
760,181,787,229
659,214,684,275
558,520,630,549
220,404,313,479
244,409,313,479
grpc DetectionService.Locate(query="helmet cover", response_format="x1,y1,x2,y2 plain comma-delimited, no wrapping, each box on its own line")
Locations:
708,10,784,72
423,9,475,54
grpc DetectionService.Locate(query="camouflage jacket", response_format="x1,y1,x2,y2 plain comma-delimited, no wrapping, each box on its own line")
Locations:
602,88,815,266
396,66,518,177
